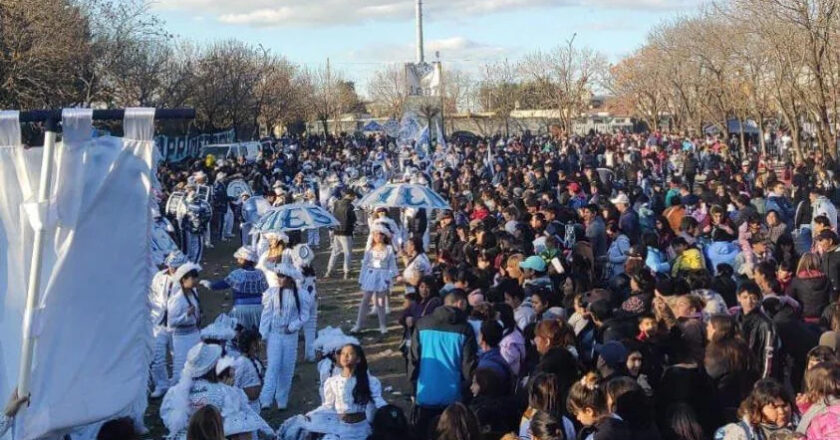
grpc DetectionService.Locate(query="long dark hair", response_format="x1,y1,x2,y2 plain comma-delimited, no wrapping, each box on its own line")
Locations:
278,274,302,313
345,344,372,405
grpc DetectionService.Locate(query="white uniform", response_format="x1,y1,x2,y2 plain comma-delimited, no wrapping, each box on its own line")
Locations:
300,274,318,362
355,245,398,332
259,286,311,409
234,355,265,413
256,249,293,288
279,373,387,440
167,287,201,383
149,269,175,392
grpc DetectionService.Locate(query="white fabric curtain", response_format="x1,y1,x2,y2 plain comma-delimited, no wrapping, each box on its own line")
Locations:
0,109,155,440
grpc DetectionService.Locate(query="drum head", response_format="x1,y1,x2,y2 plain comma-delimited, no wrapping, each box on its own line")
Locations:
227,179,251,198
165,192,186,216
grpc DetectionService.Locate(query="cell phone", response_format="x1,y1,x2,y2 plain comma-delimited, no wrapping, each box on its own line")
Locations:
551,257,565,274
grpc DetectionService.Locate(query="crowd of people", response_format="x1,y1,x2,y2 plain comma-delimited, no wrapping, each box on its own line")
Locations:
133,129,840,440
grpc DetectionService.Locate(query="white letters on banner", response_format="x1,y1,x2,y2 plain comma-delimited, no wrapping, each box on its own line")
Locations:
155,129,235,162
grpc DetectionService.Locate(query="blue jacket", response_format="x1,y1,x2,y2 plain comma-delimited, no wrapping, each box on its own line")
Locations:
645,247,670,275
477,347,511,388
409,306,478,407
705,241,740,275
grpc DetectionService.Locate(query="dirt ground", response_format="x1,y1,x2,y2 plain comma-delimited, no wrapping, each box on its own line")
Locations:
143,230,413,438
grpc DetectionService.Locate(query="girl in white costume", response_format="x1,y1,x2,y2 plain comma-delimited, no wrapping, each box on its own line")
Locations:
352,225,398,335
312,327,360,400
292,244,319,362
256,232,293,288
160,342,272,440
149,251,188,398
304,188,321,248
278,344,387,440
233,329,265,413
167,262,203,383
259,261,311,409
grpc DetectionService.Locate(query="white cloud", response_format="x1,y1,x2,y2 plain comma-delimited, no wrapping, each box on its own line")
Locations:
347,37,510,64
155,0,703,27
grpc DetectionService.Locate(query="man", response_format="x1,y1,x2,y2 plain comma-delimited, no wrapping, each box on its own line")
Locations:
503,284,535,331
582,203,607,260
663,195,686,233
181,185,212,263
210,171,228,244
567,182,587,211
612,193,640,245
409,290,477,435
765,210,788,246
733,281,779,379
435,210,457,255
811,187,838,232
148,251,187,398
817,230,840,302
325,188,357,279
765,181,794,226
477,320,511,390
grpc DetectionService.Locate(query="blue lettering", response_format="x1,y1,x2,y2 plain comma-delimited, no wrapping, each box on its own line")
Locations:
306,207,334,226
282,208,307,230
401,187,425,207
376,187,395,204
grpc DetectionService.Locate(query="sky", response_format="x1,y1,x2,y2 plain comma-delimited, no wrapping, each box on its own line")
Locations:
153,0,705,97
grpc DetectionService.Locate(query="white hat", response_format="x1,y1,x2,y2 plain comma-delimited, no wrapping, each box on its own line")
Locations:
313,326,360,354
263,231,289,243
610,193,630,205
223,407,272,437
292,244,315,267
164,251,188,269
233,246,258,263
182,343,222,379
215,355,236,376
200,314,237,342
371,223,392,238
172,262,201,282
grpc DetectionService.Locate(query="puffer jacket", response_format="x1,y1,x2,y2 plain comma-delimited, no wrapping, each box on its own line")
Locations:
790,270,832,319
798,399,840,440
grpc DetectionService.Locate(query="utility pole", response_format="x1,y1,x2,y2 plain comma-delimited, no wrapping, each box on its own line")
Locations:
416,0,425,64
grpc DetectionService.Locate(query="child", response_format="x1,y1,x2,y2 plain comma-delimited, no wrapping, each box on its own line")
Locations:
280,344,387,440
354,225,398,335
292,244,319,362
233,329,264,413
519,373,576,440
567,372,631,440
796,362,840,438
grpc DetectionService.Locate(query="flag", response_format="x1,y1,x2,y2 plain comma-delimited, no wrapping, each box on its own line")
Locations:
486,144,495,177
415,125,430,158
436,121,447,151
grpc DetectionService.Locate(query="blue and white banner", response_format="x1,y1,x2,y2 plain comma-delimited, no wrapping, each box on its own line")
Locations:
253,203,339,232
357,183,450,210
155,129,235,163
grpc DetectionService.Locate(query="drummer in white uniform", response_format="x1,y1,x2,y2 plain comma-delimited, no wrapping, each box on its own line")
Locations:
149,251,188,398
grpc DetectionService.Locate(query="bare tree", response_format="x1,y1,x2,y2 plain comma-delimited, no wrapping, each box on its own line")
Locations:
518,36,608,131
478,59,520,136
367,64,407,118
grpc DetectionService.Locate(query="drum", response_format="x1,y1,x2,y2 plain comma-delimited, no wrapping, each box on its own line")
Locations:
165,192,188,218
227,179,252,199
195,184,211,202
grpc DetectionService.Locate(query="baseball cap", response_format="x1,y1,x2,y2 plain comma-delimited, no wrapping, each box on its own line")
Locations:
519,255,547,272
596,341,628,368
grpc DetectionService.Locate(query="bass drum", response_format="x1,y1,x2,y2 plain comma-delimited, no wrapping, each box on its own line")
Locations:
227,179,252,199
165,191,188,219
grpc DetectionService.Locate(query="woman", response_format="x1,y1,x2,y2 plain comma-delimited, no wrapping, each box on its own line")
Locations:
715,378,798,440
186,406,224,440
605,222,631,280
519,373,576,440
434,402,482,440
796,362,840,438
567,372,631,440
161,343,272,440
495,303,526,378
200,246,267,330
233,329,264,413
643,232,670,275
292,243,320,362
399,237,432,296
790,253,831,324
256,232,292,287
305,344,388,439
704,314,758,423
528,411,568,440
604,377,660,440
468,368,519,435
354,225,398,335
530,320,580,391
400,275,442,345
655,215,676,253
168,262,203,383
259,262,310,410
